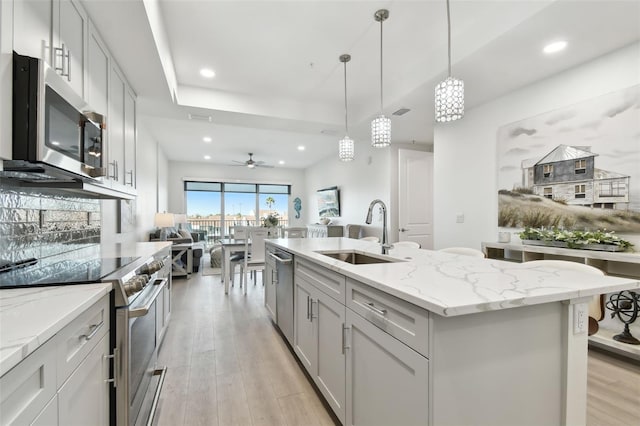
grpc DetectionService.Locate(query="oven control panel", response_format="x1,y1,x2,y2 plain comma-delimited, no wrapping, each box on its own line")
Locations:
122,258,165,297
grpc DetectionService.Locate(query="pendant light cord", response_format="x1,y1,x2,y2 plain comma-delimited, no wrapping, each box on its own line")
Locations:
343,60,349,134
446,0,452,77
379,17,384,113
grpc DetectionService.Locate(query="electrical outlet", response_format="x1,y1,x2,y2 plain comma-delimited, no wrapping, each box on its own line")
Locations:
456,213,464,223
573,303,587,334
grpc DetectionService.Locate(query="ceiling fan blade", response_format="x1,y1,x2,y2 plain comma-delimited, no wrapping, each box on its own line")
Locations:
254,160,265,165
232,160,246,164
257,164,274,168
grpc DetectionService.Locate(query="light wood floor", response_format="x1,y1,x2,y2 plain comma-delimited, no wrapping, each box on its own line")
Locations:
154,270,640,426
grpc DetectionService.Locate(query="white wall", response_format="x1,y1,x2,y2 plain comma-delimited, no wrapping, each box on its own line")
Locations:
433,42,640,249
167,161,306,225
305,143,391,239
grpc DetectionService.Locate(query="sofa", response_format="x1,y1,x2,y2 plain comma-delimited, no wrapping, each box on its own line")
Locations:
149,228,204,273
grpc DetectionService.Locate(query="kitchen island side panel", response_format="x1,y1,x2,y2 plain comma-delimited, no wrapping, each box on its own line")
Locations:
431,301,564,426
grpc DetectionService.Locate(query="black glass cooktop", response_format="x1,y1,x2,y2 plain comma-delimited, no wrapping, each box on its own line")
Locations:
0,256,139,288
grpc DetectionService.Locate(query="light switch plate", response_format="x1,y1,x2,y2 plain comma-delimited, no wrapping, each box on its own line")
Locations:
456,213,464,223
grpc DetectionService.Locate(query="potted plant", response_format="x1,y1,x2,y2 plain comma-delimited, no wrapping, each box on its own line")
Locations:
519,227,633,251
262,212,279,228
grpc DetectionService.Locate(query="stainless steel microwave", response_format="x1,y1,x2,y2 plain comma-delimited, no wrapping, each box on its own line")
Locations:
10,51,107,181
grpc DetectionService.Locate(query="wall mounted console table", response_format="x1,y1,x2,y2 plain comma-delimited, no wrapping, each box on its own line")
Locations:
482,241,640,360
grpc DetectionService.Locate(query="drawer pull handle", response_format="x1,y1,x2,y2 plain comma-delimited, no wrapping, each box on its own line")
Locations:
79,320,104,341
367,302,387,316
342,323,350,354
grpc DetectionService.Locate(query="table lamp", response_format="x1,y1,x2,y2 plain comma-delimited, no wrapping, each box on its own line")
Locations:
154,212,175,240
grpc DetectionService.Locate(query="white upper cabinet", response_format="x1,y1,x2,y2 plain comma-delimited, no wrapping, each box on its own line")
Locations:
109,64,125,185
52,0,86,96
124,86,136,188
86,21,109,114
13,0,53,64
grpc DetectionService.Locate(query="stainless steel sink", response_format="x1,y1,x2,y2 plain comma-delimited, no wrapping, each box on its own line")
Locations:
316,250,400,265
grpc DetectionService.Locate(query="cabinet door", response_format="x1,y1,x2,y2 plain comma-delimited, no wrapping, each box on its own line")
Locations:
86,22,109,114
314,290,346,424
32,395,58,426
345,309,429,426
58,333,110,426
13,0,52,63
108,65,125,184
53,0,86,96
123,87,136,187
293,278,316,373
264,261,277,321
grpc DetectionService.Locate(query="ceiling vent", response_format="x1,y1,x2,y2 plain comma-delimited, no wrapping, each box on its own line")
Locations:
188,113,213,122
393,108,411,116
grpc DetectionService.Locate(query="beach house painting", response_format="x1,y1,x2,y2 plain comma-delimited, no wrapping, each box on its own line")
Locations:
496,85,640,234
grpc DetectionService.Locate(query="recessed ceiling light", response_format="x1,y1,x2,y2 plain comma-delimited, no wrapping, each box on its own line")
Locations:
279,160,285,165
203,136,212,143
203,155,211,160
543,40,567,54
200,68,215,78
51,141,60,146
297,145,305,151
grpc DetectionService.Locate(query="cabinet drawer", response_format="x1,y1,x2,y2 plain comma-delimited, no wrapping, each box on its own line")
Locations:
295,258,345,303
0,338,57,425
56,295,110,387
347,279,429,357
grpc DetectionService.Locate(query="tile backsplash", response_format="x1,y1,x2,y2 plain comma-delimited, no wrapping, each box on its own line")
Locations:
0,187,101,262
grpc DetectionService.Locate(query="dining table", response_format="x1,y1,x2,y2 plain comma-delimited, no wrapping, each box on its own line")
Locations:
218,238,249,294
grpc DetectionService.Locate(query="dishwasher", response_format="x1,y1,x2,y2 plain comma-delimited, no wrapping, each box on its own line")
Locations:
269,248,294,346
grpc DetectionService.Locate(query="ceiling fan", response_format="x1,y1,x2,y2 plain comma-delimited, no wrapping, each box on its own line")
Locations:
232,153,273,168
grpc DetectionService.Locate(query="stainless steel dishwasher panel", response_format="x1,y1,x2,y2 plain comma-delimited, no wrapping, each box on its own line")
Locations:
272,249,294,346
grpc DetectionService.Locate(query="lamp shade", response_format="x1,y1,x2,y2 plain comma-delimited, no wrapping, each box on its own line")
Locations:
173,214,187,224
154,212,175,228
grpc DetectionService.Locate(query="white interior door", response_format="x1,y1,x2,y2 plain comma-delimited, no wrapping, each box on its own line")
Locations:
398,150,433,249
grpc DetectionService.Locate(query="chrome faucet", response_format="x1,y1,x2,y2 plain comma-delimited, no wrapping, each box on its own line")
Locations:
365,199,391,255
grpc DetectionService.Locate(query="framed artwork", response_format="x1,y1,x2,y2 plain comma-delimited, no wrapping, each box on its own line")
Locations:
496,85,640,234
118,199,136,233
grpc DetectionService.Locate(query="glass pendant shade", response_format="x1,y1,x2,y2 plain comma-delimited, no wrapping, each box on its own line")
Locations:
435,76,464,122
371,114,391,147
339,136,355,161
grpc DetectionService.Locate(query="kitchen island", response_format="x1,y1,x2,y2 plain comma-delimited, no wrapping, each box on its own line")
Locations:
266,238,640,426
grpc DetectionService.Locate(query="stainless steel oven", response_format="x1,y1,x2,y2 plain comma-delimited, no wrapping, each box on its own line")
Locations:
113,256,170,426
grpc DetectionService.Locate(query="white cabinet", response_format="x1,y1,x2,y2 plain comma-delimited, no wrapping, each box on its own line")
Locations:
52,0,86,96
292,260,428,426
294,276,346,423
0,294,112,426
156,275,172,345
264,250,277,321
13,0,86,95
345,309,429,426
86,21,109,114
13,0,52,64
107,61,137,194
58,333,110,426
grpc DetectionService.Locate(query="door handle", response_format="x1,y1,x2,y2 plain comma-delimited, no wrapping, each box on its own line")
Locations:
399,228,409,232
342,324,350,354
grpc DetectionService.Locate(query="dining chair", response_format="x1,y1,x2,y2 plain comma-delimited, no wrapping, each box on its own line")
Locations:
517,260,605,336
238,228,269,294
392,241,421,249
231,226,248,239
438,247,485,258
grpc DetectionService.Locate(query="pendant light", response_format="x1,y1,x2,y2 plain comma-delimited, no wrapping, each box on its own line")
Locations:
338,54,355,162
435,0,464,122
371,9,391,147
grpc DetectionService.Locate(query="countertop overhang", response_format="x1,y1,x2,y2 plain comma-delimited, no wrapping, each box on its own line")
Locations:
267,238,640,317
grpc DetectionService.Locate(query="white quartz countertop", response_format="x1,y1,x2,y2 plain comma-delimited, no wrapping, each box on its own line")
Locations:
267,238,640,317
0,283,112,377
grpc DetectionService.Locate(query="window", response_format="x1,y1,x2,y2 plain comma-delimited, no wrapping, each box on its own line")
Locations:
543,187,553,199
574,184,586,199
575,159,586,174
184,181,290,242
599,181,626,197
543,164,553,177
